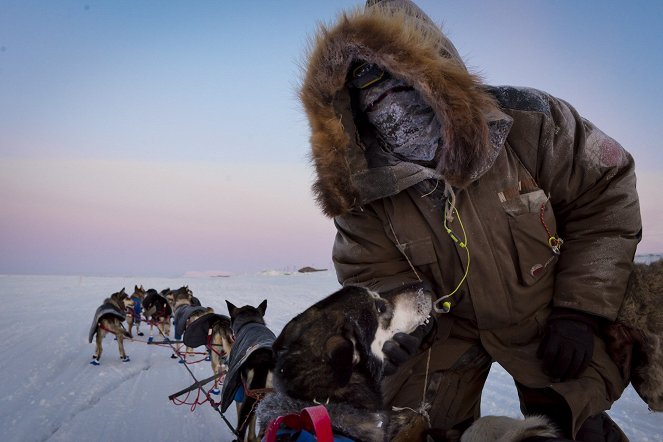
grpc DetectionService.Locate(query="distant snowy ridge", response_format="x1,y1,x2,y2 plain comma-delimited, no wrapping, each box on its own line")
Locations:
635,253,663,264
182,270,232,277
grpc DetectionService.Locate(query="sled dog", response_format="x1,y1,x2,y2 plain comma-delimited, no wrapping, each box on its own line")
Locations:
127,284,145,337
172,295,214,362
257,284,432,441
89,288,134,365
183,312,235,383
220,299,276,442
143,289,172,339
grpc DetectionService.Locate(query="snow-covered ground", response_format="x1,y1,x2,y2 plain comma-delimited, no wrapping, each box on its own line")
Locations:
0,272,660,442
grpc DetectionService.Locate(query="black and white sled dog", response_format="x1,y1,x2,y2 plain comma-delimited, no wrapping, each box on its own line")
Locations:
256,284,433,442
220,299,276,442
142,289,173,340
88,288,134,365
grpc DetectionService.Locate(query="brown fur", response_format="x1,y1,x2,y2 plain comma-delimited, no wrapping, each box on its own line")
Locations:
92,289,134,363
209,317,234,381
605,259,663,411
300,1,500,216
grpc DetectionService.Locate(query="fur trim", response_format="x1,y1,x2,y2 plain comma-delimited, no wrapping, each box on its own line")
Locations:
300,1,501,216
460,415,560,442
608,259,663,411
257,391,386,442
256,391,429,442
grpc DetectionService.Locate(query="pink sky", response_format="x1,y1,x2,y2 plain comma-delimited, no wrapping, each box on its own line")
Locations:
1,1,661,275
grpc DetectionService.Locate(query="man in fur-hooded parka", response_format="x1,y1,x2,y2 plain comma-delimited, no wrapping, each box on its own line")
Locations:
300,0,642,440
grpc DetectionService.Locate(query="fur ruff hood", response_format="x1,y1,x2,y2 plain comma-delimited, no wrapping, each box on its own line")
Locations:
300,0,510,217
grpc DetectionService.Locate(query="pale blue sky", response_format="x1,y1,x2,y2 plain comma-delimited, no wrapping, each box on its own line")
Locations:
1,1,661,276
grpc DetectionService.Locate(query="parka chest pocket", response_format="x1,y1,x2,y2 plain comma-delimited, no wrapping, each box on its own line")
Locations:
400,237,437,266
502,189,559,286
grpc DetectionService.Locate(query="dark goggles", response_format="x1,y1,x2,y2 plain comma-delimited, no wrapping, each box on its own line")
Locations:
349,62,387,89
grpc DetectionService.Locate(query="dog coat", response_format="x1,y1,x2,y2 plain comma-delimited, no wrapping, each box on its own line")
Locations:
173,305,208,340
182,313,231,348
88,302,126,343
220,322,276,412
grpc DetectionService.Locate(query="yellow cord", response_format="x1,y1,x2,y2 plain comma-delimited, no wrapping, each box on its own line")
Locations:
434,206,470,313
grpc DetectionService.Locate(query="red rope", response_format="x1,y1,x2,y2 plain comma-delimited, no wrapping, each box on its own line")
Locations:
171,386,210,412
241,376,274,401
206,333,227,358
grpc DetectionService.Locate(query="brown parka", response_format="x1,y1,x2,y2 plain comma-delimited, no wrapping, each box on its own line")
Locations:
300,0,642,436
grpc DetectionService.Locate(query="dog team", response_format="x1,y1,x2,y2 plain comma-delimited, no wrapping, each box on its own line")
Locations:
88,259,662,441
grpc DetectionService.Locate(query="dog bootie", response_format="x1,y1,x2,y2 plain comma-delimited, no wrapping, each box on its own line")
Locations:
121,356,130,362
90,358,100,366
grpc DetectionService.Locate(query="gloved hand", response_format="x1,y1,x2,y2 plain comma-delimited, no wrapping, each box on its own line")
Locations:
537,308,601,381
382,316,436,376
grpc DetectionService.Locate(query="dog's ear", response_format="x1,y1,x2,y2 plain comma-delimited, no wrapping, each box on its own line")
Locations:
325,335,355,387
258,299,267,316
226,300,237,317
120,287,126,294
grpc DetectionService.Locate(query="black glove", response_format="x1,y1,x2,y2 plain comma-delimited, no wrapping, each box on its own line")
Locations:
537,308,600,381
382,316,436,376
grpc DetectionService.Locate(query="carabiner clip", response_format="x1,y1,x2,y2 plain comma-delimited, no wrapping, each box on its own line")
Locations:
433,297,452,313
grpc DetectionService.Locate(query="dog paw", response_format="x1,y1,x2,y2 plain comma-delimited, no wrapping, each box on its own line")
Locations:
178,359,185,364
170,354,177,359
121,356,130,362
90,359,100,366
138,332,144,336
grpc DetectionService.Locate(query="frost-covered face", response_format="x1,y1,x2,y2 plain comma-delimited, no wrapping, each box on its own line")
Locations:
359,76,442,162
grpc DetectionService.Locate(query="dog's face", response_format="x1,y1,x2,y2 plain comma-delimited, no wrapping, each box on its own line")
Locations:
272,284,431,407
132,285,146,301
110,288,134,310
173,291,192,309
226,299,267,333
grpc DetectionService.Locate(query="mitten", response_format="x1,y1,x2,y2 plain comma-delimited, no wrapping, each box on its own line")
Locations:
537,308,601,381
383,316,436,376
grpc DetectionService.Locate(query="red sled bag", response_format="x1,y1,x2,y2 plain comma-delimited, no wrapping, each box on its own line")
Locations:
263,404,354,442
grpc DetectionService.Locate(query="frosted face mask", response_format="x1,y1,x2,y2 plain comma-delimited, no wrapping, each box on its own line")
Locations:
356,70,442,162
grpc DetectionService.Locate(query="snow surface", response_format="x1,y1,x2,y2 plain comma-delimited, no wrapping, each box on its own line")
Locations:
0,272,660,442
